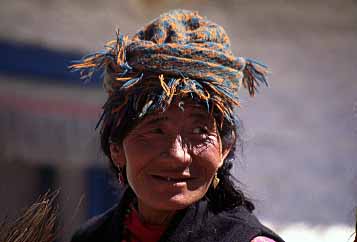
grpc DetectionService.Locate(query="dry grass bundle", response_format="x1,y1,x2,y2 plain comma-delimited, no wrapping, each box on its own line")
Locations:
0,191,59,242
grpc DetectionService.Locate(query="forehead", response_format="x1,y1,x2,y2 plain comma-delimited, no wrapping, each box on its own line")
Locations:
139,100,211,126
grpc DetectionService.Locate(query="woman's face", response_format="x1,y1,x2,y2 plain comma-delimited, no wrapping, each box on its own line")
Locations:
111,101,231,211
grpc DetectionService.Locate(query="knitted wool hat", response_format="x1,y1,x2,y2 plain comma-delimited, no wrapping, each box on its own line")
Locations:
70,9,268,129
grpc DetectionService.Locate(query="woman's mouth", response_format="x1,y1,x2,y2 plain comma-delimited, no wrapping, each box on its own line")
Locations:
151,175,192,183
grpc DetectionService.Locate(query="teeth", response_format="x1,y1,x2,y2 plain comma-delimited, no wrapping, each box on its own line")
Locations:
152,175,187,182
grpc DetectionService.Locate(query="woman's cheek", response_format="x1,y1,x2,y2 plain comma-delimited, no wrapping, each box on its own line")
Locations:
192,136,221,157
193,145,222,169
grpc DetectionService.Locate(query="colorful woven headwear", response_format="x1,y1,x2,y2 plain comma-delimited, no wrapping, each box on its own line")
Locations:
70,9,269,129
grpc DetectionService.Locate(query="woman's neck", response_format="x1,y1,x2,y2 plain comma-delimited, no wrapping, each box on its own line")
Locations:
136,199,176,226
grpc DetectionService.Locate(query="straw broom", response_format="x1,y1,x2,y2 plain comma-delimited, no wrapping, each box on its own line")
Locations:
0,191,59,242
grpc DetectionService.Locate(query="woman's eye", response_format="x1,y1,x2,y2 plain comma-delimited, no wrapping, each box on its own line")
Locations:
151,128,164,134
192,126,208,135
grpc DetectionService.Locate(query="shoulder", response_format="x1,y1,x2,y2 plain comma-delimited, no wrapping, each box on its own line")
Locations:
220,205,262,229
71,187,130,242
218,206,284,242
251,236,278,242
70,204,120,242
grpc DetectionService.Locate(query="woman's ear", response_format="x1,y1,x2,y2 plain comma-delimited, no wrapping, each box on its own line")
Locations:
109,143,126,168
219,130,235,167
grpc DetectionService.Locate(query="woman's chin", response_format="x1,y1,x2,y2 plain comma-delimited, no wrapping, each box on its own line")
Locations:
146,192,203,211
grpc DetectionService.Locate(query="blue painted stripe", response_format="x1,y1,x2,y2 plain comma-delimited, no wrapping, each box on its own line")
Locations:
0,40,101,87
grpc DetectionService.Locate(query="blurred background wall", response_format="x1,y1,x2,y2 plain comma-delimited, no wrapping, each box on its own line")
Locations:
1,0,356,241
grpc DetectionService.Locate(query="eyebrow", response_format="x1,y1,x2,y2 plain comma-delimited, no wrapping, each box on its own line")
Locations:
141,116,169,127
139,111,210,127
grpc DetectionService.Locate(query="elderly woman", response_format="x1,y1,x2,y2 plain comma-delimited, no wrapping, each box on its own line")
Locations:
70,9,284,242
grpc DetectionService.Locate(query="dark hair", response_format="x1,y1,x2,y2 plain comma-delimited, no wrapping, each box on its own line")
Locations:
205,117,255,213
100,91,255,213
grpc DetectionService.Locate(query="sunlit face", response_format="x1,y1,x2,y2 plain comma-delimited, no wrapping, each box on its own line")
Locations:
111,100,231,212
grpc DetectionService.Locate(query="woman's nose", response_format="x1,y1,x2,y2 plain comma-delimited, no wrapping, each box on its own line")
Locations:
163,135,192,167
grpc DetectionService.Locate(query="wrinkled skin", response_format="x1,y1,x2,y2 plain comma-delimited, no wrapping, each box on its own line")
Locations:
110,101,231,225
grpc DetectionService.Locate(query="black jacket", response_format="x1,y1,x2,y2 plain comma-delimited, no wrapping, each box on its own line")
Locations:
71,188,284,242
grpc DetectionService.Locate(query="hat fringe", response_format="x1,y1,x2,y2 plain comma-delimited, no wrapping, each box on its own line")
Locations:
69,30,142,94
242,58,269,96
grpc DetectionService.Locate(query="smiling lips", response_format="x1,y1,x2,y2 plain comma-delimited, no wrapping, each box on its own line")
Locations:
151,174,193,183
